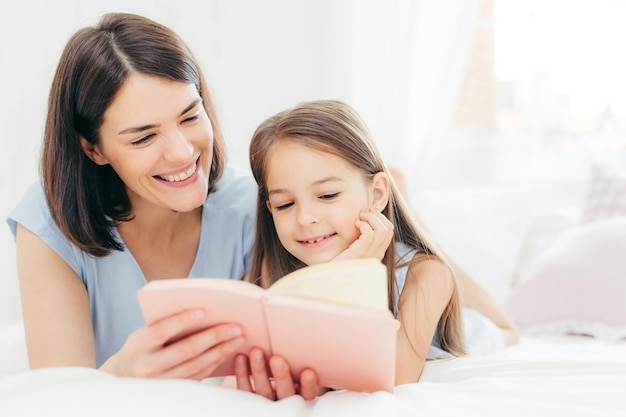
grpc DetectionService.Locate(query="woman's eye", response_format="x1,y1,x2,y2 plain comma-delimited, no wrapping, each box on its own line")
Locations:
320,192,339,200
131,134,155,146
275,202,294,211
183,114,200,123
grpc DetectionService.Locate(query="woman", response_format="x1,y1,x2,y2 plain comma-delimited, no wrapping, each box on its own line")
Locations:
7,12,317,400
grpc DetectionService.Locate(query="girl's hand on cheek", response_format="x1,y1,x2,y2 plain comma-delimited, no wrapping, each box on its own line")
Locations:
332,211,393,262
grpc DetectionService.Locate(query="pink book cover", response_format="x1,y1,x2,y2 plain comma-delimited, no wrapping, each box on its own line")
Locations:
137,260,399,392
138,279,272,378
263,296,398,392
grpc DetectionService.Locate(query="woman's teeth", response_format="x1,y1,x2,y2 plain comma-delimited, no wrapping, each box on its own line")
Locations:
158,163,197,182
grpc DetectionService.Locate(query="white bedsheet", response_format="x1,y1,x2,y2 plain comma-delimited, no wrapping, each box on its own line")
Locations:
1,330,624,417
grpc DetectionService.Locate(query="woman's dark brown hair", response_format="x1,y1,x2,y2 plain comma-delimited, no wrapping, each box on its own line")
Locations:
42,13,226,256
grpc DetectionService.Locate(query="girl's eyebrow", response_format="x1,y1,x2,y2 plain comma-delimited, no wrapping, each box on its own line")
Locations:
117,98,202,135
267,177,343,196
312,176,343,186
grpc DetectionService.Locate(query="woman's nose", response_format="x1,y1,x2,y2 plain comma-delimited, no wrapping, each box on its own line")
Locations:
163,130,193,161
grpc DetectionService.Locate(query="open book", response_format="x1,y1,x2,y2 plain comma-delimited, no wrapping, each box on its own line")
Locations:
137,258,399,393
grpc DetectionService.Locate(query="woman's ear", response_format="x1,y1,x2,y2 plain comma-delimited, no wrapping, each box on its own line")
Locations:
370,171,390,212
79,136,108,165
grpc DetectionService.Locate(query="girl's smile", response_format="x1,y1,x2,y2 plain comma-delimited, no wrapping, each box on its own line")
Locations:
297,232,338,247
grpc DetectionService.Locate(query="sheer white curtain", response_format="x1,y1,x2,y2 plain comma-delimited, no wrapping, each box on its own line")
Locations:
0,0,477,323
346,0,479,185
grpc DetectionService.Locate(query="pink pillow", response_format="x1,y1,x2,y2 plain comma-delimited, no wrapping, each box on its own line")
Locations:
504,217,626,328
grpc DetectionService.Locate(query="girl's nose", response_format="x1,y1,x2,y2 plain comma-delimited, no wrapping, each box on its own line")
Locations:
296,204,321,226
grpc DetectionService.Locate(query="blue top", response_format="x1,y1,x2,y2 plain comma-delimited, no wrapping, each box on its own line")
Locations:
7,165,257,366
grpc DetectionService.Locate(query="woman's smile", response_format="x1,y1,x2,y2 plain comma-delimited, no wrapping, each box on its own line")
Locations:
154,157,200,186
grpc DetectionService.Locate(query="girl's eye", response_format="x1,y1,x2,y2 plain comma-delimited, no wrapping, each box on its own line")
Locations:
275,202,294,211
320,192,339,200
131,133,155,146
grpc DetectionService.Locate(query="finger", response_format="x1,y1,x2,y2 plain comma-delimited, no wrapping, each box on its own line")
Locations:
298,369,320,401
234,354,254,392
269,355,296,400
249,348,275,400
355,218,387,249
157,324,245,379
352,219,392,260
164,337,245,380
356,215,382,239
360,211,393,231
354,220,375,242
360,212,394,246
147,309,207,347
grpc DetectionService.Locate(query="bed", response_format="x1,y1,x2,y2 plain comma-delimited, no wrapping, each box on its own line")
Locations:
1,327,625,416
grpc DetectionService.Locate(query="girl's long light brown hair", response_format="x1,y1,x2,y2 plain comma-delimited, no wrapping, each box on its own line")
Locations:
248,100,465,356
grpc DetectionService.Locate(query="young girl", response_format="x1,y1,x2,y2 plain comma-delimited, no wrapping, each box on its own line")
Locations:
242,99,470,388
236,100,517,395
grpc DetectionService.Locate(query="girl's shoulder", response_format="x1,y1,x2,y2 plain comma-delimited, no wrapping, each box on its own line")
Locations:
394,241,417,265
393,241,450,300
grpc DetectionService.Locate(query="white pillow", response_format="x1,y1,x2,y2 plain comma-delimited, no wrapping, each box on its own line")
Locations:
581,163,626,223
504,217,626,332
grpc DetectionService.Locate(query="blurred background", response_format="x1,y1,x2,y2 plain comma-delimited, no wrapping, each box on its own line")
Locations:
1,0,624,324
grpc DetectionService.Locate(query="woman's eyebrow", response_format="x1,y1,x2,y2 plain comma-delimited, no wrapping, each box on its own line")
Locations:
179,98,202,116
117,98,202,135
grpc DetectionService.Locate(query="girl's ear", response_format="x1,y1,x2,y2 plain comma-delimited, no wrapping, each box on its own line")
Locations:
79,136,109,166
265,199,273,213
371,171,390,212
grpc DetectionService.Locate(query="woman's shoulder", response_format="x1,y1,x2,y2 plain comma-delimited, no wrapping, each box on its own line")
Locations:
6,181,49,237
6,181,86,276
